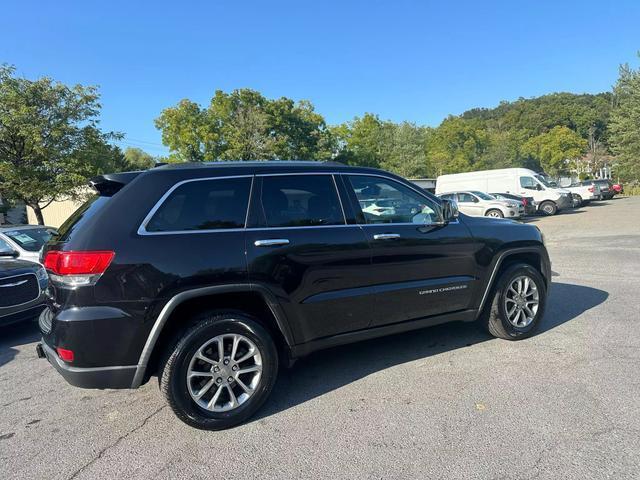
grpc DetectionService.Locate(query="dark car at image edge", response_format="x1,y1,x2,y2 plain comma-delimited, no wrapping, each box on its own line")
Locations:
0,257,48,327
37,161,551,429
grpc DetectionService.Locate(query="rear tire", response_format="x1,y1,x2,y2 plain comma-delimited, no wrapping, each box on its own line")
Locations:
159,311,278,430
479,263,547,340
485,209,504,218
540,201,557,216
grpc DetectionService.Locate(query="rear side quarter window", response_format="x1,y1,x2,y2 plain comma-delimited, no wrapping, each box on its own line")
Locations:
143,177,252,233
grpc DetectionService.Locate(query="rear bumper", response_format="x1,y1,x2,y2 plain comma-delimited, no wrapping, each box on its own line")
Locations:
38,303,147,389
38,339,136,389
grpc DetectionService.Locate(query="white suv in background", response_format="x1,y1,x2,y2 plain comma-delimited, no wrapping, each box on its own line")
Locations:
438,191,523,219
561,182,601,204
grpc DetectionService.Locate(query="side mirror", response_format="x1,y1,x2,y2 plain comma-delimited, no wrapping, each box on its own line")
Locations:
536,184,543,191
0,248,19,258
442,199,459,222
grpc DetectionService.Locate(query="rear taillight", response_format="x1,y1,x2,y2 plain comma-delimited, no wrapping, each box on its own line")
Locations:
522,198,528,206
44,250,114,287
56,347,74,363
588,186,594,193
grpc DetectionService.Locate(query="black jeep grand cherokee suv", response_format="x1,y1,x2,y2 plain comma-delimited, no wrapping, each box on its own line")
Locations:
37,161,550,429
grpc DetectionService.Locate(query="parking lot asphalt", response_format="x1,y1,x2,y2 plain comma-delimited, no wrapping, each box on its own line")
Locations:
1,196,639,480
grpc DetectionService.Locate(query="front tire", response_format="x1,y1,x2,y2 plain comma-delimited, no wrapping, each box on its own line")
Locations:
479,263,547,340
160,311,278,430
573,194,583,207
539,201,557,216
485,209,504,218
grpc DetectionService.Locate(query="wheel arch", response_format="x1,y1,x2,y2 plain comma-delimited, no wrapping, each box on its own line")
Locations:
131,284,294,388
475,247,549,320
484,207,505,218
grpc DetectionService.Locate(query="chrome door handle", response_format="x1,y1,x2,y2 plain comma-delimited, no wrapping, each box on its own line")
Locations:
373,233,401,240
254,239,290,247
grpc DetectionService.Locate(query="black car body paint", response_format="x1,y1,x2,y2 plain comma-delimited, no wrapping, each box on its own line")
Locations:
38,162,551,389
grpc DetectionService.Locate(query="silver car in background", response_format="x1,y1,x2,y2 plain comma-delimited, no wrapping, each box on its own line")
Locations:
438,191,524,219
0,225,56,264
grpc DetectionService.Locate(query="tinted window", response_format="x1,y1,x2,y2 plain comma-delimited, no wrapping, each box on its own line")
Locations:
2,228,54,252
348,175,441,224
57,195,110,242
258,175,344,228
146,177,252,232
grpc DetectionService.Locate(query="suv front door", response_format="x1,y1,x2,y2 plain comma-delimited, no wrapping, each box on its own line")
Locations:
245,174,373,344
343,174,481,327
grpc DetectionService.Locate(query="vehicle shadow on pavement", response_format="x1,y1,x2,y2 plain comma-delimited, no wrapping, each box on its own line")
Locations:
0,320,41,368
253,281,608,422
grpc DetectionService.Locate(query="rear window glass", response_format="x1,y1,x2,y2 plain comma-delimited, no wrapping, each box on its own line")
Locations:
56,195,110,242
146,177,252,232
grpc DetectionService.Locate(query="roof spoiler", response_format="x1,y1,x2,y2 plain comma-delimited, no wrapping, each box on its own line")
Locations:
89,171,142,196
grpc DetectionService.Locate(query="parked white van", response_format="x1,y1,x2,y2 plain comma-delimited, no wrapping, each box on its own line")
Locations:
436,168,573,215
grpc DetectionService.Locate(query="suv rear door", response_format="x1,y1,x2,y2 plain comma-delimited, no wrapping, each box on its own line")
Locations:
245,173,373,344
342,174,481,327
456,192,484,216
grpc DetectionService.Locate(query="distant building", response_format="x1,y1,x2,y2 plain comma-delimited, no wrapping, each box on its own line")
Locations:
26,197,84,228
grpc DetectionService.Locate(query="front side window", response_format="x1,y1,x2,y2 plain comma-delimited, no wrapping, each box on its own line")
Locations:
146,177,252,232
347,175,442,224
520,176,538,189
258,175,344,228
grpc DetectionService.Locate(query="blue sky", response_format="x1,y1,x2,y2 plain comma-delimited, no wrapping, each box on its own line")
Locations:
2,0,639,157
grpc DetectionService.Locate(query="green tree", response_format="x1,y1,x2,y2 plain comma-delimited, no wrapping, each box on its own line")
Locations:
0,65,121,224
332,113,388,168
425,117,490,175
379,122,430,178
462,92,612,146
123,147,156,169
609,59,640,181
155,89,333,161
521,126,587,176
155,99,213,161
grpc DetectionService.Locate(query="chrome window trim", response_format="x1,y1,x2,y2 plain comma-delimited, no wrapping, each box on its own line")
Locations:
137,170,452,235
0,272,41,308
137,175,254,236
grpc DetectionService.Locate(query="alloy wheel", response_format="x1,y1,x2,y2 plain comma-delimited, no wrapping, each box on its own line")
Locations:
504,275,539,327
186,333,262,412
